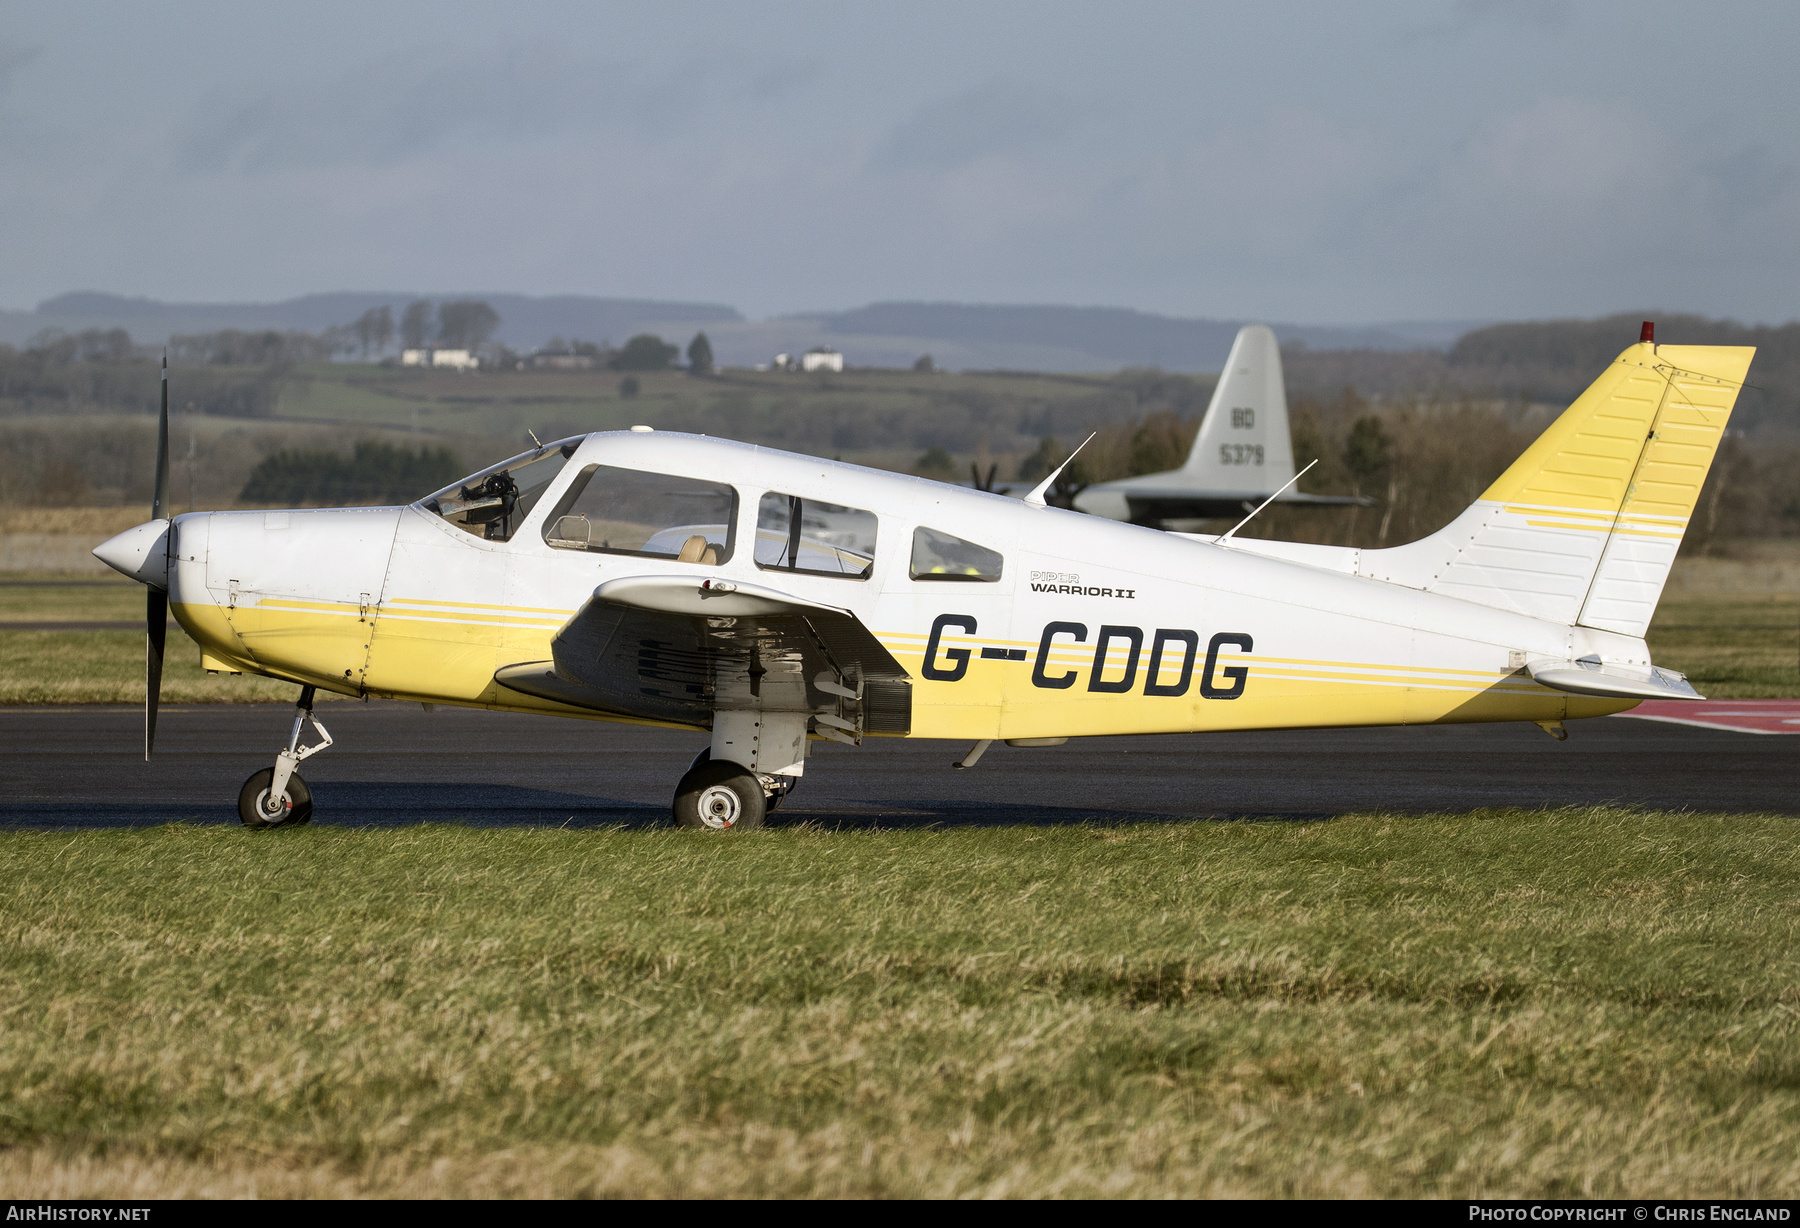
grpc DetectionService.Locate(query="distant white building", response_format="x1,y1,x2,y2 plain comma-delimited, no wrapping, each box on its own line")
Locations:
800,346,843,373
532,352,596,370
402,348,480,370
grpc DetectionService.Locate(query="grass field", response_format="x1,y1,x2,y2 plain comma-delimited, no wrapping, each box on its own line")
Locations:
0,572,311,703
1645,593,1800,699
0,627,298,703
0,809,1796,1198
1,574,1793,704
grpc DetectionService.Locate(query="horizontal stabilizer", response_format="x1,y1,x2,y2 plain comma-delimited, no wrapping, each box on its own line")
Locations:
1112,487,1371,521
1527,656,1701,702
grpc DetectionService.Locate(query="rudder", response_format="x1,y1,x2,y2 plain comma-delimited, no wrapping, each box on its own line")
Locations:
1571,345,1751,633
1368,337,1753,634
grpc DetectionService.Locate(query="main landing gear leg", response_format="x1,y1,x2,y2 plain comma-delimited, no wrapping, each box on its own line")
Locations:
238,684,333,829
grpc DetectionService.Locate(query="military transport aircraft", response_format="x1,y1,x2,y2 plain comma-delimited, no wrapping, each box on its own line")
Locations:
95,324,1748,831
1073,324,1369,524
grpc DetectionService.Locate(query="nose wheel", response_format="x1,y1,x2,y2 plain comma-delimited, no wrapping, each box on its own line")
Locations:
239,684,332,830
238,766,313,828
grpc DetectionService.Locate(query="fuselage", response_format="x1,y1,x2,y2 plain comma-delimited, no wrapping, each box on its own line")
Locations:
166,430,1634,739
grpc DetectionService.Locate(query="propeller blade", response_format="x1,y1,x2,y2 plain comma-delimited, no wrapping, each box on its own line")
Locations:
152,356,170,521
146,587,166,760
146,356,171,760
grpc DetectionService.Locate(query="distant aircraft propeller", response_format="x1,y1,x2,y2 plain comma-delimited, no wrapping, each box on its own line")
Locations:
145,356,171,759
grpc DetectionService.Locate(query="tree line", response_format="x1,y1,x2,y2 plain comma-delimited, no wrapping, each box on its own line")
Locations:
382,300,501,355
4,311,1793,549
1003,388,1797,552
238,441,466,505
1283,311,1800,436
0,329,287,417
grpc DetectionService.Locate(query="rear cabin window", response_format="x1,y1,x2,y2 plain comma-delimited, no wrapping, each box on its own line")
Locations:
424,438,580,541
543,464,736,563
754,492,877,579
910,526,1003,581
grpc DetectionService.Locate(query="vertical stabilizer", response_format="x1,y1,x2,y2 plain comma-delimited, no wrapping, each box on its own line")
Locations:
1180,324,1296,493
1361,340,1754,634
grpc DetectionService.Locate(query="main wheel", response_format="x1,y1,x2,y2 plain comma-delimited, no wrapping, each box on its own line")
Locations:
672,760,766,830
238,767,313,829
685,746,790,813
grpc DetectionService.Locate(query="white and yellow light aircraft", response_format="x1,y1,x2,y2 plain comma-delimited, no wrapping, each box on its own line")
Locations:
95,324,1749,830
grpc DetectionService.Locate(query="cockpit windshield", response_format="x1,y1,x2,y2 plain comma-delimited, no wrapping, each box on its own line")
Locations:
421,437,583,541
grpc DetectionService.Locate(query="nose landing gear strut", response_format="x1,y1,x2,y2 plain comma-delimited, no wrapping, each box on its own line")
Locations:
238,684,333,829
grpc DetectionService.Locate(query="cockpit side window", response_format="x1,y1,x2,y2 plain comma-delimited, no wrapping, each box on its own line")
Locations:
755,492,877,579
543,464,736,563
423,438,581,541
910,526,1003,581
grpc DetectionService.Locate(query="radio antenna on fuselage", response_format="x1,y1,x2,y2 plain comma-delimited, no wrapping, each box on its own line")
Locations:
1023,433,1096,508
1217,458,1317,546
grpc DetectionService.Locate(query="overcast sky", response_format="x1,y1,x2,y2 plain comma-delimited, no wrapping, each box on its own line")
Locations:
2,0,1797,324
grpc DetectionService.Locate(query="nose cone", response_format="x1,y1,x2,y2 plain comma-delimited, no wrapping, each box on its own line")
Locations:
93,520,171,588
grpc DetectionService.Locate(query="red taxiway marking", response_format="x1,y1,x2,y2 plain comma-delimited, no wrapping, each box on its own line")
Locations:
1616,699,1800,735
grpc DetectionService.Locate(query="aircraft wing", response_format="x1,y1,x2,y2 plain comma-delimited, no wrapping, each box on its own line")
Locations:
966,479,1370,520
1104,484,1371,522
494,575,913,734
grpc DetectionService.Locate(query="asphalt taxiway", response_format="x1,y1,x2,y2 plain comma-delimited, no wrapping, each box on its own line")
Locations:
1,702,1792,829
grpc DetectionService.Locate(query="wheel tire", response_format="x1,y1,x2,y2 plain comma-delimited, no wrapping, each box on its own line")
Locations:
238,767,313,829
672,760,766,831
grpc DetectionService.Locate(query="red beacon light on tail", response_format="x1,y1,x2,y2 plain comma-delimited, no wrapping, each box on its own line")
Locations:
1641,320,1655,344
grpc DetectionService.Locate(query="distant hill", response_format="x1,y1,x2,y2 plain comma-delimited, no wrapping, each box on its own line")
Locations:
1283,312,1799,436
6,292,742,350
813,301,1481,371
7,291,1790,433
1455,313,1800,435
0,291,1486,374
